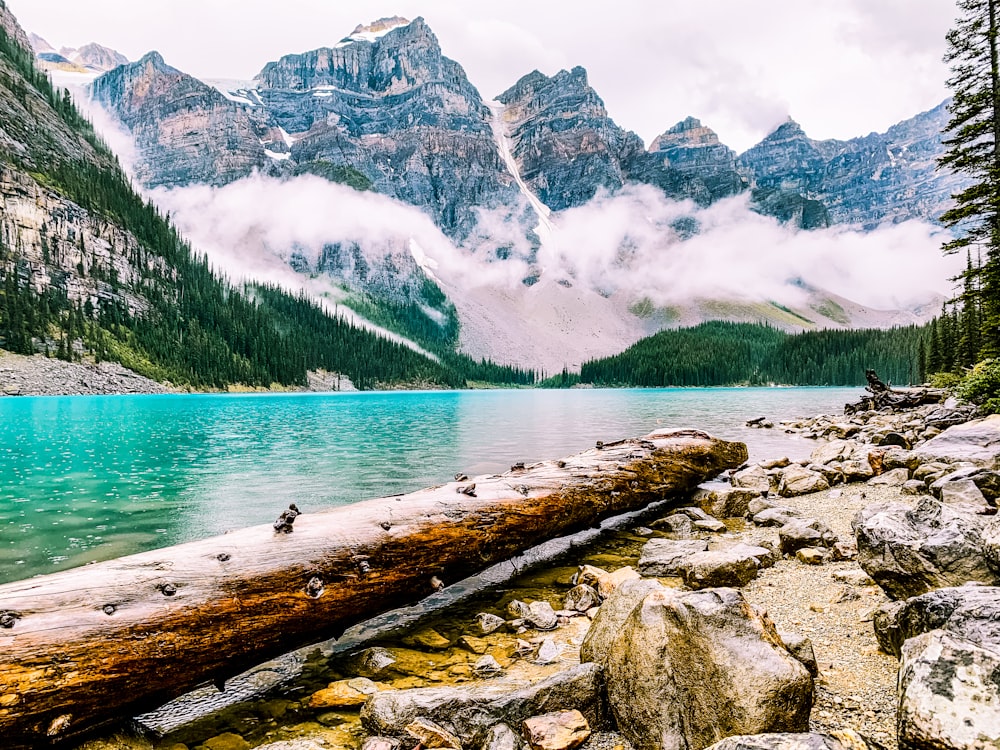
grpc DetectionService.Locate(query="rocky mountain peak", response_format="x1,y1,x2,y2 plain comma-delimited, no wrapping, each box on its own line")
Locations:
348,16,411,40
761,117,809,143
650,116,724,151
71,42,128,73
27,31,53,53
0,3,32,52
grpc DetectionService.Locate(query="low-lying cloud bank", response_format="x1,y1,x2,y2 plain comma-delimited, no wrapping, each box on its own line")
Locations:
150,174,960,316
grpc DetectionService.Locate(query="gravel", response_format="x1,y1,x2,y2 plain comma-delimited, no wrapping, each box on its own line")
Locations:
0,351,172,396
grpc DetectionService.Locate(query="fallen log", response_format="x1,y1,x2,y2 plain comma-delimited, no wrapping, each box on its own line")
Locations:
0,428,746,747
844,369,946,414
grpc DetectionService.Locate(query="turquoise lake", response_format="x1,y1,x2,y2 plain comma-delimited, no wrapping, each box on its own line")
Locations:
0,387,858,583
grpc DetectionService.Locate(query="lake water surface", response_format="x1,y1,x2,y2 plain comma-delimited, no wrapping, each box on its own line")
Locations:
0,387,858,583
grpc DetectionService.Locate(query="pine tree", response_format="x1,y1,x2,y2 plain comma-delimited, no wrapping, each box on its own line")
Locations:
940,0,1000,356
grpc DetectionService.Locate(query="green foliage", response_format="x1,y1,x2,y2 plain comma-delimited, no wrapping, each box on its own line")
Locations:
537,368,582,389
929,371,964,388
957,358,1000,412
294,161,373,191
580,322,926,387
939,0,1000,357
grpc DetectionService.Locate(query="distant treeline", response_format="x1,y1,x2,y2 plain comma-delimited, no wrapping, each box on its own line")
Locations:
578,321,927,387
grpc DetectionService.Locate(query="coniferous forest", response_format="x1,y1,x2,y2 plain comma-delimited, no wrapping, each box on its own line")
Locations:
579,322,928,388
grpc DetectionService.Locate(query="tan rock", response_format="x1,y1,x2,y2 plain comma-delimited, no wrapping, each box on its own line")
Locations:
595,566,640,599
308,677,380,708
795,547,826,565
458,635,488,654
522,710,591,750
405,717,462,749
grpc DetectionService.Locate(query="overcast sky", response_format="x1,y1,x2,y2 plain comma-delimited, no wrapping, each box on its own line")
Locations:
9,0,957,151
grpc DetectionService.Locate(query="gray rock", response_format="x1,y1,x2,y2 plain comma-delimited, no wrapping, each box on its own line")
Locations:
362,738,402,750
693,518,727,533
475,655,504,677
853,497,1000,599
871,584,1000,658
678,549,761,589
726,542,779,569
732,465,774,492
603,587,813,750
637,538,709,577
580,578,668,665
778,466,830,497
360,663,606,748
703,731,872,750
898,630,1000,750
809,440,855,466
901,479,926,495
753,506,802,527
939,478,990,512
747,496,778,517
839,459,875,483
931,466,1000,503
867,467,910,486
913,414,1000,468
778,523,824,555
534,638,561,665
805,463,844,486
478,613,507,635
777,632,819,677
650,513,695,535
563,584,600,613
913,462,951,482
759,457,792,470
480,724,523,750
526,601,559,631
692,483,762,518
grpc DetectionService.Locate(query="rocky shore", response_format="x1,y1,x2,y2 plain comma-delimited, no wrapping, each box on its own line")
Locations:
75,395,1000,750
0,352,357,396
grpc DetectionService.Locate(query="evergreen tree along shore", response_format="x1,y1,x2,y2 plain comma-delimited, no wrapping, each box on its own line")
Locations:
577,322,927,388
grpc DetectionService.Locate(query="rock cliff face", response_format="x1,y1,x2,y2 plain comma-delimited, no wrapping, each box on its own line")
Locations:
496,67,644,211
738,103,961,228
90,52,273,187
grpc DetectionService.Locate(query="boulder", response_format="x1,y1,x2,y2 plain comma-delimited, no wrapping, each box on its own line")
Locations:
694,518,727,532
650,513,695,534
637,539,709,577
872,584,1000,658
726,542,779,569
779,524,824,555
692,483,762,518
594,566,641,599
809,441,854,466
526,601,559,631
703,731,871,750
563,585,600,613
805,463,844,486
901,479,926,496
795,548,825,565
913,462,951,483
403,628,451,650
898,630,1000,750
405,718,462,749
853,497,1000,599
747,496,777,516
879,446,921,472
603,587,813,750
678,550,761,589
938,478,991,512
360,663,606,749
732,465,774,493
931,466,1000,503
778,466,830,497
777,632,819,677
521,710,590,750
481,724,523,750
753,507,802,527
580,578,667,665
867,467,910,487
913,414,1000,468
839,459,874,483
760,457,792,470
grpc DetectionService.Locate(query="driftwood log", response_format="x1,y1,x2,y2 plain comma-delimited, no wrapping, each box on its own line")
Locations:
0,428,746,747
844,369,946,414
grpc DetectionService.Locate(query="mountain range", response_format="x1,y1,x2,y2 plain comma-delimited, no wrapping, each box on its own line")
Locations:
21,14,967,373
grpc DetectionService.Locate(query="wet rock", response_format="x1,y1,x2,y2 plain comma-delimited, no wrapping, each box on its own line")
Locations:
853,497,1000,599
778,632,819,677
459,635,489,655
649,513,694,535
563,584,600,613
343,647,397,679
481,724,523,750
777,466,830,497
703,731,872,750
201,734,250,750
795,548,825,565
405,717,462,749
871,584,1000,658
603,587,813,750
580,578,667,664
478,613,507,635
309,677,380,708
360,663,605,748
534,638,561,665
678,549,761,589
867,467,910,486
403,628,451,650
526,601,559,631
913,414,1000,467
898,630,1000,750
637,538,709,576
522,710,591,750
475,655,504,677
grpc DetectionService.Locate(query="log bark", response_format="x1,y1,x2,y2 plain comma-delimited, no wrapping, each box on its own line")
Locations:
844,369,946,414
0,428,746,747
